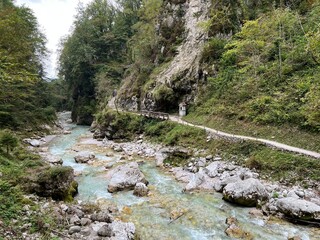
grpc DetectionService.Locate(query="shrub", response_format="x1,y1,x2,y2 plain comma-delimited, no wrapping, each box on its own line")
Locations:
0,130,18,154
0,180,24,223
153,84,175,103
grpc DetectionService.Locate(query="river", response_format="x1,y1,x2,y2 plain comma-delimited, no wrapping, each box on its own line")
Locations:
47,114,318,240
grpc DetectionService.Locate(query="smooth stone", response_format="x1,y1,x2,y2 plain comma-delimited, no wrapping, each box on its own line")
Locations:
97,224,113,237
68,226,81,235
81,218,92,226
70,214,81,225
91,212,114,223
74,151,95,163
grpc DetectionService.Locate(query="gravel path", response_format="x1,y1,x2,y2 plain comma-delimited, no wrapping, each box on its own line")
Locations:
169,115,320,159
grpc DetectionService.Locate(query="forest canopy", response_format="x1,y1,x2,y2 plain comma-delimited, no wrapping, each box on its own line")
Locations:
0,0,56,129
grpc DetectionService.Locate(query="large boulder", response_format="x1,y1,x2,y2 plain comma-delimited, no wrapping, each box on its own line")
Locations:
155,151,168,167
172,167,193,183
184,172,205,192
276,197,320,222
223,178,269,207
32,166,78,201
23,138,45,147
74,151,95,163
107,162,148,193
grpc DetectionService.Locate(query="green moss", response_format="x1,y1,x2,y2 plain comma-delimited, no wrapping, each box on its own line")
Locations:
65,181,79,202
153,84,175,103
36,166,77,201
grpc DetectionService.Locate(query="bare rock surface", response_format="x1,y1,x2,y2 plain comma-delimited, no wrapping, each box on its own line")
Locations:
223,178,269,207
43,155,63,165
184,169,216,192
107,162,148,193
110,221,135,240
172,167,193,183
133,182,149,197
276,197,320,222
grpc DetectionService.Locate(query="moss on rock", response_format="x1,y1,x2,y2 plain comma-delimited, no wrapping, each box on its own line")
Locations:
32,166,78,201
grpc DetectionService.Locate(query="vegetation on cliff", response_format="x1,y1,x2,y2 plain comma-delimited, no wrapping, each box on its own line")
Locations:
193,0,320,133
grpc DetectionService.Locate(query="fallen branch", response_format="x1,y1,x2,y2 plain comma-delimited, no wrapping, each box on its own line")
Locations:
169,212,186,224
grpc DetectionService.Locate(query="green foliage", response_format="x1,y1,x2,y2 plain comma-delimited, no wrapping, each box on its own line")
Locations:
0,148,68,237
98,110,319,185
0,129,18,154
144,120,206,146
153,84,175,105
59,0,142,124
195,3,320,132
0,1,56,129
0,180,24,223
245,149,320,182
95,109,143,140
202,37,227,64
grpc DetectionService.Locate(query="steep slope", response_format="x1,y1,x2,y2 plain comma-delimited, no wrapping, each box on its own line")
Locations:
117,0,211,112
156,0,210,85
142,0,210,110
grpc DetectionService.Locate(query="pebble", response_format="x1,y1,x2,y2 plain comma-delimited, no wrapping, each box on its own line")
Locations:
295,191,304,198
80,227,91,236
68,226,81,235
81,218,92,226
97,224,113,237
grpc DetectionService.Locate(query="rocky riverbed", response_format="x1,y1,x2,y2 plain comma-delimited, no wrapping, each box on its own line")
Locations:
24,112,320,239
99,136,320,226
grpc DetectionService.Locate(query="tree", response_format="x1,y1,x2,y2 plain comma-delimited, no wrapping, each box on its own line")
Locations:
0,0,54,129
0,130,18,154
59,0,142,124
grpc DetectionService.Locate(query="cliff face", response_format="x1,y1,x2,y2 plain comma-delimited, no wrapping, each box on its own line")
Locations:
118,0,211,112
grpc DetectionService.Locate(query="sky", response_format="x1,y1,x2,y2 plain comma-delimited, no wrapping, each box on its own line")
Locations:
15,0,93,79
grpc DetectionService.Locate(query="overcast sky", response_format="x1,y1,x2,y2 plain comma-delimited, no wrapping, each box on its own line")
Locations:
15,0,93,78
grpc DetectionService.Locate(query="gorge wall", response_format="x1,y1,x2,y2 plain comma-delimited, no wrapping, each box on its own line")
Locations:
117,0,211,112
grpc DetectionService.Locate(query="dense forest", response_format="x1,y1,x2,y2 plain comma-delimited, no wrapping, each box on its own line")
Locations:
0,0,59,130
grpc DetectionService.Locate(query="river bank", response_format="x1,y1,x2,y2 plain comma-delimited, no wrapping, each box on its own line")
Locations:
10,112,136,240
